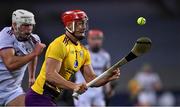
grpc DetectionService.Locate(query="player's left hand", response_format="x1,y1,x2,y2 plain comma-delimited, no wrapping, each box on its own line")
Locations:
28,78,35,87
107,68,120,81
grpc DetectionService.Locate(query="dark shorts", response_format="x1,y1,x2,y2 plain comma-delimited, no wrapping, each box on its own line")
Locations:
25,88,56,106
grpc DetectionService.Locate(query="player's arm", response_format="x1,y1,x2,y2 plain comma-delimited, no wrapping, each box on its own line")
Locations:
153,74,162,91
104,82,114,98
81,64,120,87
0,43,45,71
46,58,87,93
46,58,76,89
45,41,87,94
81,50,120,87
104,54,114,97
28,56,38,87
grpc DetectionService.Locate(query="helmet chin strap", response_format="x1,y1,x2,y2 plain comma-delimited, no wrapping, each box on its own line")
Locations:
66,28,86,41
65,21,80,40
65,21,87,41
65,21,75,33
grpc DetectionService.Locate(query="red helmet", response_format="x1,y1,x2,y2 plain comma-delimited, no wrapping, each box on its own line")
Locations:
88,29,104,37
61,10,88,26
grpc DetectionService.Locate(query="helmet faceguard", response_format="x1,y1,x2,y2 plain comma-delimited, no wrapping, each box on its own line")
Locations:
12,9,35,41
61,10,88,40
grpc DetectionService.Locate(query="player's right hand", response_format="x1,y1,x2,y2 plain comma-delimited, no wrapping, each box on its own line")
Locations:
33,43,46,56
74,83,88,95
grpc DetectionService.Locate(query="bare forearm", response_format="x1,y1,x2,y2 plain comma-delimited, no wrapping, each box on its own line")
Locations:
7,53,36,71
84,66,120,88
28,65,35,79
82,65,111,87
28,57,37,79
46,71,76,90
90,76,110,87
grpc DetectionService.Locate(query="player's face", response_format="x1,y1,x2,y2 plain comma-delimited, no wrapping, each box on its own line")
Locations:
142,65,152,73
88,35,103,52
15,23,34,41
74,20,88,40
19,24,33,35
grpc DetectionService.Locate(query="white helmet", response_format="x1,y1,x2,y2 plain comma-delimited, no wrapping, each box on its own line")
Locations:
12,9,36,41
12,9,35,27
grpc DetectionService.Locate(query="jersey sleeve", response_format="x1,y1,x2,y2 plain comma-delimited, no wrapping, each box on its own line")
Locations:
0,29,14,50
31,34,41,43
84,50,91,65
47,40,67,62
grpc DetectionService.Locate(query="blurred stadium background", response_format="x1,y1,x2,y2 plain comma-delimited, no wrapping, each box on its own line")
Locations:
0,0,180,106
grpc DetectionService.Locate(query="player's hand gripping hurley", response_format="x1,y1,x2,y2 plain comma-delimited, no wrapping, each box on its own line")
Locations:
73,37,152,99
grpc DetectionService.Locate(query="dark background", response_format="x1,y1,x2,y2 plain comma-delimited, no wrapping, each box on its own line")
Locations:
0,0,180,105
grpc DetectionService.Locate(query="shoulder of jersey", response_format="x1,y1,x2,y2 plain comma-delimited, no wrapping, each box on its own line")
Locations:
100,49,111,58
31,34,41,42
0,27,14,40
52,34,69,46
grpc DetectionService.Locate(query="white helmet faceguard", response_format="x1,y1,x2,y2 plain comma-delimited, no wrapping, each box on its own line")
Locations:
12,9,35,41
